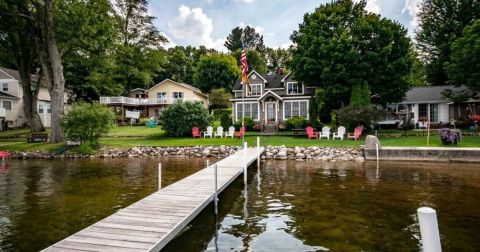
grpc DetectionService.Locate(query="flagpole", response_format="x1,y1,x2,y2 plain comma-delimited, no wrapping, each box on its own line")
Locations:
242,79,245,145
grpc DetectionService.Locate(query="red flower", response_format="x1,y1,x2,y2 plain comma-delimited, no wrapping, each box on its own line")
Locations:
419,116,428,122
470,115,480,121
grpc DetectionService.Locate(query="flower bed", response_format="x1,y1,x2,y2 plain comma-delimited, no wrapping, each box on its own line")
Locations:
438,128,462,145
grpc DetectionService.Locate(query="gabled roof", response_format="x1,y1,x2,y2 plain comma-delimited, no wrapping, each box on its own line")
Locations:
248,70,268,83
280,72,292,83
233,70,289,91
130,88,146,92
0,67,41,83
402,85,477,103
147,79,208,97
257,90,283,101
0,91,20,100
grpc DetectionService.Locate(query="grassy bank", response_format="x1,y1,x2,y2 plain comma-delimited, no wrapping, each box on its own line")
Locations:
0,126,479,152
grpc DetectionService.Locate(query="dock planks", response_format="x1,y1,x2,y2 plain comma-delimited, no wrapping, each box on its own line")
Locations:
43,147,264,252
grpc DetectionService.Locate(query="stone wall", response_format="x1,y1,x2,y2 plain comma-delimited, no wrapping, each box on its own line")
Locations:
365,147,480,162
262,146,365,162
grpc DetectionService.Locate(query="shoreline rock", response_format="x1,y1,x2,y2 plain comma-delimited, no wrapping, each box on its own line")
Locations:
7,145,365,162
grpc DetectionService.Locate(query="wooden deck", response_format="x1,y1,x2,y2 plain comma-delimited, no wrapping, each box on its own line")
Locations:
43,147,264,252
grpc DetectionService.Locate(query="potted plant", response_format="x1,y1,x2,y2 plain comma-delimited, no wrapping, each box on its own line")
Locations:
438,128,462,145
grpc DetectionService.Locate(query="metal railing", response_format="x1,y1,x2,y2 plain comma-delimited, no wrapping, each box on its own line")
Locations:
100,96,185,105
0,108,5,117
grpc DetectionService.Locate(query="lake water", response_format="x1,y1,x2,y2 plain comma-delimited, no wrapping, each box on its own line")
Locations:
0,158,479,251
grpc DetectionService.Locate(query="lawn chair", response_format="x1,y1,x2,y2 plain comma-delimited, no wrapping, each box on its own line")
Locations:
235,127,245,138
347,126,363,141
192,127,201,138
225,126,235,138
333,126,346,140
204,126,213,138
145,117,158,128
306,126,318,139
214,126,224,138
319,126,330,140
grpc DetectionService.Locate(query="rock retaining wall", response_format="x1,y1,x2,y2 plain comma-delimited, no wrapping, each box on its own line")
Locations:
365,147,480,163
262,146,365,162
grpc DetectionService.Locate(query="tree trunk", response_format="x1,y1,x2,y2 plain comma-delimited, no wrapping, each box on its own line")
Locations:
18,65,45,132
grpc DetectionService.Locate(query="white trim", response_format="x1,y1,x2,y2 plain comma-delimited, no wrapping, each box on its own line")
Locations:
280,72,292,83
147,79,207,98
0,69,16,80
286,82,304,95
235,102,260,121
282,99,309,121
283,95,312,99
257,90,284,101
264,88,284,91
248,70,267,83
230,98,258,102
264,101,277,123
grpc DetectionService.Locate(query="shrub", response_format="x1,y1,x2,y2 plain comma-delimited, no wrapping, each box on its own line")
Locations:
162,101,212,137
62,102,115,147
71,143,96,155
285,117,308,130
438,128,462,145
334,105,386,131
234,117,255,131
220,112,232,129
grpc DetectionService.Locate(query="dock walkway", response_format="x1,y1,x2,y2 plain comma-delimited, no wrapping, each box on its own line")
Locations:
43,147,264,252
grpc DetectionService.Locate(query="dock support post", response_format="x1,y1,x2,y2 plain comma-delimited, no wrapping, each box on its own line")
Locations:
257,137,260,168
157,163,162,190
243,142,248,185
214,164,218,215
417,207,442,252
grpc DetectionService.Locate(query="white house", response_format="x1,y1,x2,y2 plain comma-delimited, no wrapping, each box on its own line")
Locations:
0,67,68,129
383,85,480,128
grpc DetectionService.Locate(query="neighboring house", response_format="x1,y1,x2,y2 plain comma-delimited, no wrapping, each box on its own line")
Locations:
0,67,68,129
382,85,480,128
230,70,314,127
100,79,209,123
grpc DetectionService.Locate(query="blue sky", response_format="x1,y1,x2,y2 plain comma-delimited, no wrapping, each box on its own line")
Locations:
150,0,421,51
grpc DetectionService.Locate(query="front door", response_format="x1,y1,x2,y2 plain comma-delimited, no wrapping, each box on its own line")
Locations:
265,102,276,124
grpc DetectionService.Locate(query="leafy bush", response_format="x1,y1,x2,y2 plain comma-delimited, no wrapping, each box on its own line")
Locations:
162,101,212,137
71,143,96,155
438,128,462,145
285,117,308,130
334,105,386,131
62,102,115,147
220,112,232,129
234,117,255,131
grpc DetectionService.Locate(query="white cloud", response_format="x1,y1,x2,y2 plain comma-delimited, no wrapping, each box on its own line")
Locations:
235,0,255,3
365,0,381,14
160,32,176,49
168,5,225,51
402,0,421,28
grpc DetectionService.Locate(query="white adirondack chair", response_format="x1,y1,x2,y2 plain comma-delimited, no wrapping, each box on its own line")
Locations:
225,126,235,138
214,126,224,138
333,126,346,140
319,126,331,140
204,126,213,138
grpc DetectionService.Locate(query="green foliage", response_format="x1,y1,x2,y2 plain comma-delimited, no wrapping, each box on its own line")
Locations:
266,47,291,72
415,0,480,86
285,117,308,130
350,83,363,106
220,112,232,129
209,88,232,110
290,0,413,106
361,82,371,105
446,19,480,92
194,55,240,93
234,117,255,131
224,26,265,52
161,101,212,137
62,102,115,147
232,50,267,75
71,143,96,155
334,105,386,131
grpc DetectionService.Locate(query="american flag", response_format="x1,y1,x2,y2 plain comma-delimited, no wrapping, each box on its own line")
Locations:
241,49,251,95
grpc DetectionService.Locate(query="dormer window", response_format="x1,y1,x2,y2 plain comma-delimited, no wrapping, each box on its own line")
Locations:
287,82,303,95
250,84,262,96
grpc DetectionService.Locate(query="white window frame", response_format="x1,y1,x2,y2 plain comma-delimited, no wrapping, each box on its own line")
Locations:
2,83,8,92
286,82,304,95
283,100,309,120
2,100,11,111
249,84,262,97
264,101,277,123
157,92,166,99
173,92,184,99
46,104,52,113
38,104,44,113
235,102,260,121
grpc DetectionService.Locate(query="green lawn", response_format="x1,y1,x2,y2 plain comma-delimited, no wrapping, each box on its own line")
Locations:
0,126,479,152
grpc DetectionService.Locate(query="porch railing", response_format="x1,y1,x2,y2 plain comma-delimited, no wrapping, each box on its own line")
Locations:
100,96,184,105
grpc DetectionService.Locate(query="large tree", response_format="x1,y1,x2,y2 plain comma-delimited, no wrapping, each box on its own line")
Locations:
224,26,265,52
0,0,45,132
232,49,267,75
290,0,413,106
193,54,240,93
446,19,480,92
266,47,291,73
416,0,480,86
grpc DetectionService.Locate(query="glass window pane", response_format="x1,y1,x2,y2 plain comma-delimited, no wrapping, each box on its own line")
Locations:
300,101,307,117
252,103,258,119
292,102,299,117
419,104,427,118
285,102,291,118
2,101,11,110
430,104,438,122
2,83,8,92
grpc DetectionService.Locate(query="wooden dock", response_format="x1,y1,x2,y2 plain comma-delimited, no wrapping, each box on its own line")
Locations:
43,147,264,252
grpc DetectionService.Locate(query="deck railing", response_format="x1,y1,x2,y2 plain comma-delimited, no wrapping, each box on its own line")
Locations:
0,108,5,117
100,96,186,105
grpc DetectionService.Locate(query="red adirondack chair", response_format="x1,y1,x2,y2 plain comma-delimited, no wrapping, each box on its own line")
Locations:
235,127,245,138
306,126,319,139
347,126,363,141
192,127,201,138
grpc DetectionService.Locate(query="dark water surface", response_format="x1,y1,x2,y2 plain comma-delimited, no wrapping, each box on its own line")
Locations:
164,160,480,252
1,158,480,251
